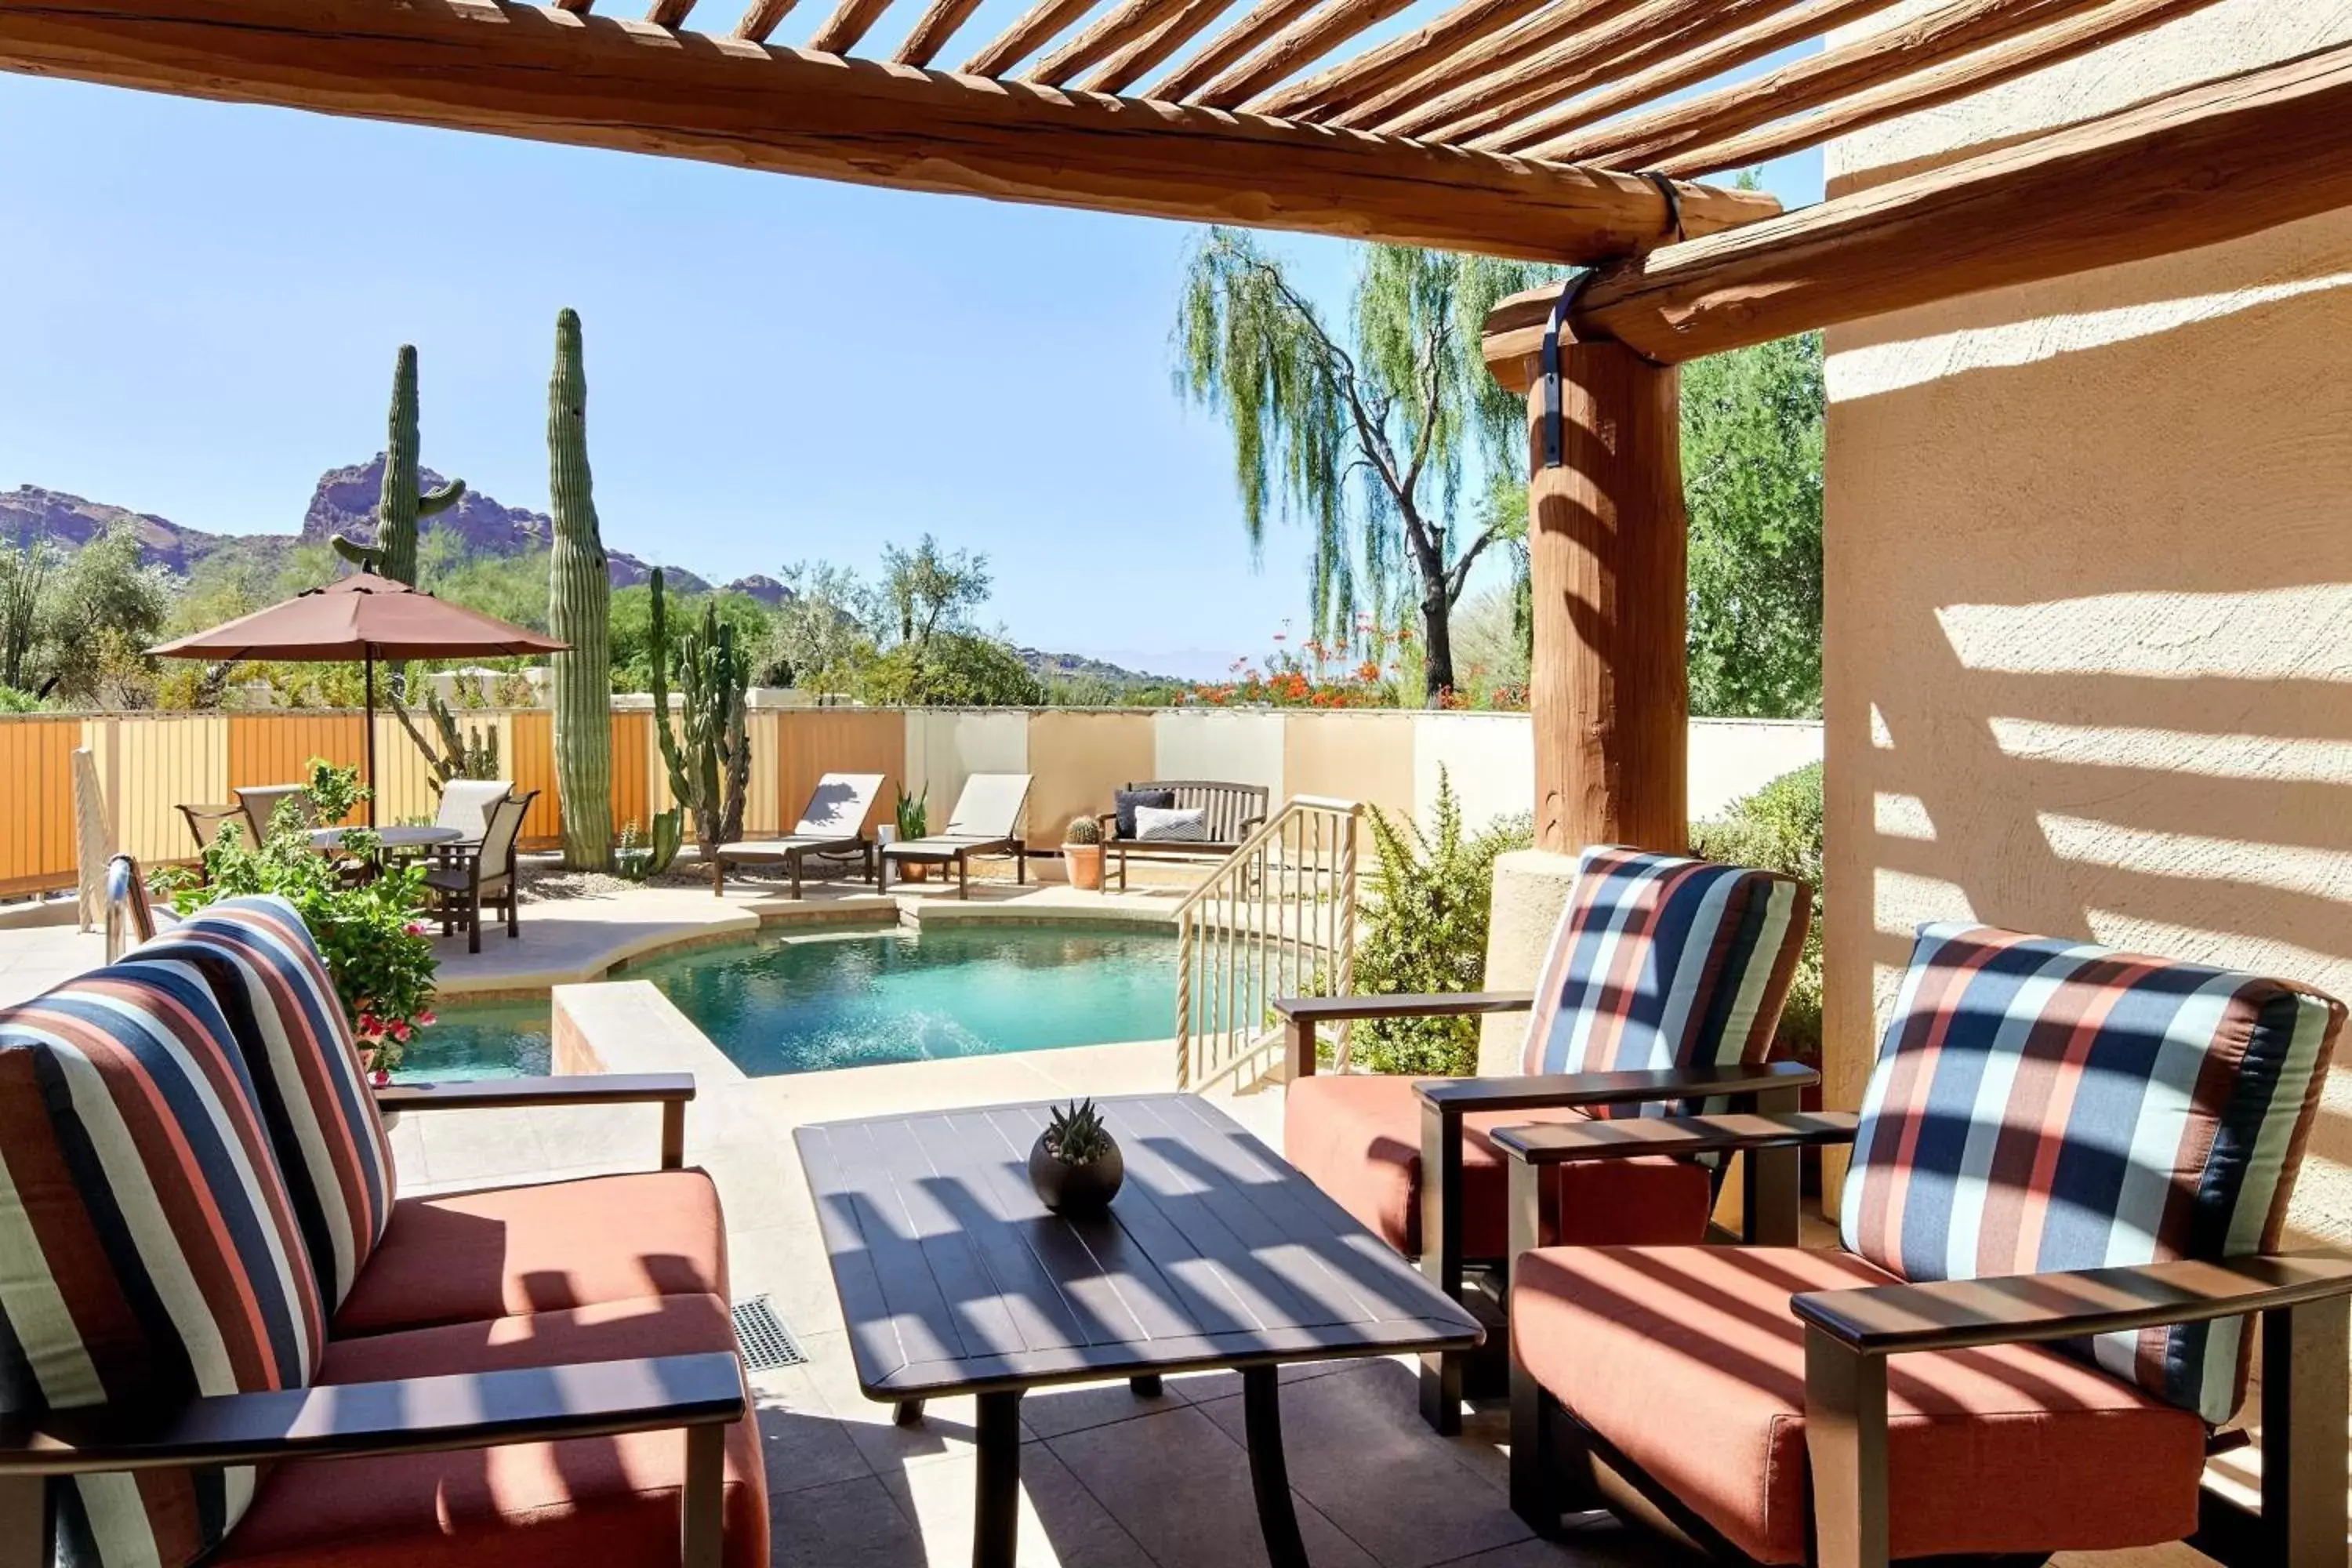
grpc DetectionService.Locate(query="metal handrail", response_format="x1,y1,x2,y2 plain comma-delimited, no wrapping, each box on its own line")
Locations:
1174,796,1360,1091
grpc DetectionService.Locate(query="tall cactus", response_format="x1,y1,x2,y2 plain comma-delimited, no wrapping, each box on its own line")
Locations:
331,344,464,583
546,309,613,871
649,568,751,894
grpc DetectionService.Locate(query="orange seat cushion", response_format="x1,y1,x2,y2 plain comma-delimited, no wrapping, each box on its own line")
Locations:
1512,1245,2208,1564
1284,1073,1712,1259
215,1294,768,1568
335,1171,728,1336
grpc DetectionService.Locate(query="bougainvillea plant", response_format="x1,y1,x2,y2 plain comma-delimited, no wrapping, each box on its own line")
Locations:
162,758,439,1080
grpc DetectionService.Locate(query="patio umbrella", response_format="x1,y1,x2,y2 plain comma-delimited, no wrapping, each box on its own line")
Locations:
150,572,567,826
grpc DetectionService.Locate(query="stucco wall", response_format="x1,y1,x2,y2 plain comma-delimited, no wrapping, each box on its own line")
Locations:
1821,1,2352,1261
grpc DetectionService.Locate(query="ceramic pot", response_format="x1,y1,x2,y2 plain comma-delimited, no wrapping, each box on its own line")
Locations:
1028,1132,1123,1216
1065,843,1105,892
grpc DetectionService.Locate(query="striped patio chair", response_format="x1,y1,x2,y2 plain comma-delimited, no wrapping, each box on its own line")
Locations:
1502,922,2350,1568
1278,844,1815,1432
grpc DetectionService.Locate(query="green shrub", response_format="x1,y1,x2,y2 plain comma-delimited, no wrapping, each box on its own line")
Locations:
1689,760,1824,1062
165,759,439,1076
1348,772,1533,1076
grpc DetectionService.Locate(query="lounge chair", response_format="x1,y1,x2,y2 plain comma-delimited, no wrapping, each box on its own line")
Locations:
1275,845,1813,1432
433,776,513,844
1501,921,2350,1568
423,789,535,953
235,782,318,842
879,771,1032,899
0,895,764,1568
714,771,884,896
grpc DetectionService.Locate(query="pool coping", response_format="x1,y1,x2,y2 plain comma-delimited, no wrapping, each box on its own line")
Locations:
435,889,1178,1002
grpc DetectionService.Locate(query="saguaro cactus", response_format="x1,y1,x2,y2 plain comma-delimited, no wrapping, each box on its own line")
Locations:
648,568,751,893
332,344,465,584
546,309,614,871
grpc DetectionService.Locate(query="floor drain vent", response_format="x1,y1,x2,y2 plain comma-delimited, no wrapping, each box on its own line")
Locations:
731,1295,809,1370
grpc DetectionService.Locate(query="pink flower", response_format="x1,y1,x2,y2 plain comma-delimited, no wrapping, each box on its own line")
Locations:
416,1011,437,1027
390,1021,412,1042
404,923,425,938
357,1012,379,1034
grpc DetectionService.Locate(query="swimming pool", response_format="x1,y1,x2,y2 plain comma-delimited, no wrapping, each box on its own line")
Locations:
396,922,1181,1080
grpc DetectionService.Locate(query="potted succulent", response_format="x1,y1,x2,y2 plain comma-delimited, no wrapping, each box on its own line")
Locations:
1063,814,1105,891
1028,1098,1124,1216
893,786,931,882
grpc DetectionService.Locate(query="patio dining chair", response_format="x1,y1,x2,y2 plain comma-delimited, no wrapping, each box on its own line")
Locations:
1276,844,1814,1432
433,776,513,844
879,771,1032,899
1499,922,2350,1568
235,782,317,843
423,789,535,953
714,770,884,896
177,801,245,873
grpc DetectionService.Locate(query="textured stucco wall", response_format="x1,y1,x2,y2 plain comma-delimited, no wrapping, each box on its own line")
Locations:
1821,1,2352,1256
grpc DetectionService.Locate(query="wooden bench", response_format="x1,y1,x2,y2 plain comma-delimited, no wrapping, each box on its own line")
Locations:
1098,779,1269,889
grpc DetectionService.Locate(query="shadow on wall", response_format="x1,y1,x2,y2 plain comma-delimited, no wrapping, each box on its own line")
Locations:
1821,209,2352,1248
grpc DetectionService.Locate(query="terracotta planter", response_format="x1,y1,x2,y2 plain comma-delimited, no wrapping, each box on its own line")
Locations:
1028,1133,1123,1216
1064,843,1105,891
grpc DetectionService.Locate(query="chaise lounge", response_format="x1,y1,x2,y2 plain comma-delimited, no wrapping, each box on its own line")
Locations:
879,771,1032,899
714,770,884,896
0,893,768,1568
1501,921,2351,1568
1276,845,1815,1432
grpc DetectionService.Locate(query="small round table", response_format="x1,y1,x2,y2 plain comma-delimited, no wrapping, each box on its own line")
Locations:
309,825,466,853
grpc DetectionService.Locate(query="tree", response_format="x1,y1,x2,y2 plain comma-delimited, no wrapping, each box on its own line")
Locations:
880,535,990,695
2,523,173,704
767,561,880,699
1682,333,1824,717
0,532,55,692
1174,229,1552,703
864,631,1042,707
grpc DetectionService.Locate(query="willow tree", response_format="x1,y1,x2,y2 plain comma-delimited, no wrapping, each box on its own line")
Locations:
1174,229,1553,702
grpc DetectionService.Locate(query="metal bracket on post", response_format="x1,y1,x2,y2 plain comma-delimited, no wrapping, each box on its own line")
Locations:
1540,270,1599,470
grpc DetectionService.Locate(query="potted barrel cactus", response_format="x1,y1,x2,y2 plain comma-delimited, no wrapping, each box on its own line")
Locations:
1063,814,1105,891
1028,1098,1123,1216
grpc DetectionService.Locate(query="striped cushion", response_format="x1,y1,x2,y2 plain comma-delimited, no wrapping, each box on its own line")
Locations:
1519,847,1811,1119
0,964,325,1568
1840,924,2344,1423
132,895,397,1309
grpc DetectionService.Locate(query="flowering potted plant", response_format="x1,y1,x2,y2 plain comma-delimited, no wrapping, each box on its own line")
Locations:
163,758,441,1086
1062,815,1105,892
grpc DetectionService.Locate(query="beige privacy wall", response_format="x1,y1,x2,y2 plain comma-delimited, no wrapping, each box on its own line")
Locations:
1820,0,2352,1250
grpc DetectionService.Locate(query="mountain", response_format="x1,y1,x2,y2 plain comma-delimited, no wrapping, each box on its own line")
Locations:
2,466,1181,687
1014,647,1185,689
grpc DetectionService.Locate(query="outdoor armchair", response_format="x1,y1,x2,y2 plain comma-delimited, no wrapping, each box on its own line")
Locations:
0,895,768,1568
715,769,884,896
1501,921,2349,1568
880,771,1032,899
1276,845,1814,1432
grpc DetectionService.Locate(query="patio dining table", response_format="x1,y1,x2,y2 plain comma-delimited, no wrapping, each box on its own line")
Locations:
308,824,466,853
795,1093,1483,1568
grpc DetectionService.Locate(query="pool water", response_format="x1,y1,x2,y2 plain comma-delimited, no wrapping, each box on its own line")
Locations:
397,923,1181,1080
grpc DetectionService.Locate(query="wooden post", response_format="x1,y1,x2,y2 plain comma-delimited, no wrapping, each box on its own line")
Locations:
1486,329,1687,856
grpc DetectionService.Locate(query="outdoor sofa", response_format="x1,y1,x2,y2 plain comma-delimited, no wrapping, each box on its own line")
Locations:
1501,922,2352,1568
880,771,1032,899
1276,845,1814,1432
715,770,885,896
1096,779,1269,888
0,893,767,1568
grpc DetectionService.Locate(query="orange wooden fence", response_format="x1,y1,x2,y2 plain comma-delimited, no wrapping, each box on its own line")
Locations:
0,717,82,897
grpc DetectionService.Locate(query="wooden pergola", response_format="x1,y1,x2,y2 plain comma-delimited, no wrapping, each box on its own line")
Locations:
5,0,2352,858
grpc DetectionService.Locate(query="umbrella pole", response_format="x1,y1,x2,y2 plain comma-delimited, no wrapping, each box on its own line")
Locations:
365,651,378,828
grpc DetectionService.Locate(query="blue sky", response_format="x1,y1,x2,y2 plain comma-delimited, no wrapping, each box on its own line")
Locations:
0,60,1820,681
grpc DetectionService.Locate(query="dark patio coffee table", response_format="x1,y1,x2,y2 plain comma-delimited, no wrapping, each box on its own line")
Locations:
794,1092,1483,1568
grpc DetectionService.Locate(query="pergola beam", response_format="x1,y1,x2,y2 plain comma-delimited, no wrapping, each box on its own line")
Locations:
1481,37,2352,365
0,0,1777,267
